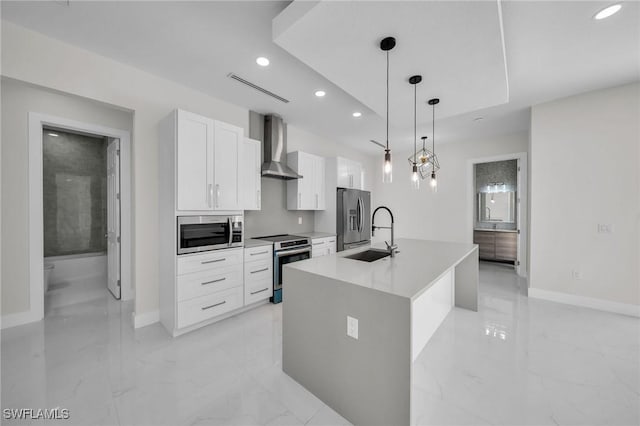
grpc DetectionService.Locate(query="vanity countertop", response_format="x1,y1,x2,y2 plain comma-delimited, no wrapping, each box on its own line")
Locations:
474,228,517,233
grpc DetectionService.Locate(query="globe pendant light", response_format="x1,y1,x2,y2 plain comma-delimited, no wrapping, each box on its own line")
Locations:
380,37,396,184
428,98,440,192
409,75,422,190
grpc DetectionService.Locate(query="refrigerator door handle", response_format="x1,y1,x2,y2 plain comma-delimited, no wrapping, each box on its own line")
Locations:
358,197,364,233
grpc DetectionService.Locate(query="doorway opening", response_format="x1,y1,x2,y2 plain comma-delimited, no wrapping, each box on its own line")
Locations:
28,113,132,324
468,153,528,278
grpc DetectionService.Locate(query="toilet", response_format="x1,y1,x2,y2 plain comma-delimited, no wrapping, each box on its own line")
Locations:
44,262,55,292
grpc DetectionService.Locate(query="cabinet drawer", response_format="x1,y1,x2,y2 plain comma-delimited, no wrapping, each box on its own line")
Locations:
479,245,495,260
244,258,272,282
177,265,242,302
473,231,495,245
245,278,272,305
177,287,243,329
244,245,272,263
177,248,243,275
312,248,326,258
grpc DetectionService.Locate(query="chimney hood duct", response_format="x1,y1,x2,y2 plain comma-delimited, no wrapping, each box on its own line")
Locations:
250,112,302,180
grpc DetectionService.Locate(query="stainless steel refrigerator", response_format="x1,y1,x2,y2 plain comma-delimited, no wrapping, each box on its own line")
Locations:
336,188,371,251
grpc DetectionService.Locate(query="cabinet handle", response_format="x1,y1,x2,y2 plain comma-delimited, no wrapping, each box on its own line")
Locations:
201,258,225,264
208,184,213,208
349,174,353,188
298,193,301,209
201,277,225,285
250,250,268,256
215,184,220,208
250,287,269,295
312,242,323,246
315,194,319,209
201,300,226,310
257,190,260,208
250,267,269,274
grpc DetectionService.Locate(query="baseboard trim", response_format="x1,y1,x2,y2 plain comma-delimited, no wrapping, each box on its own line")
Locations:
1,310,40,329
528,288,640,318
133,310,160,328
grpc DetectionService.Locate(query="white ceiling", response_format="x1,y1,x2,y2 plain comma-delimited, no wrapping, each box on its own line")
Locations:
2,1,638,155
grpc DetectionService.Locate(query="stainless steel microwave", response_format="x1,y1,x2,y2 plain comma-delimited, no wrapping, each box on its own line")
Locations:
177,215,243,255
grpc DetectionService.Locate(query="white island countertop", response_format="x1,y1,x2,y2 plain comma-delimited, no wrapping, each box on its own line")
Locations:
286,238,476,301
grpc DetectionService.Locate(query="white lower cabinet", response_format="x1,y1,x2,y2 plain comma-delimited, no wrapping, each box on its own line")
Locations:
175,248,244,330
177,287,243,329
311,236,337,258
244,246,273,305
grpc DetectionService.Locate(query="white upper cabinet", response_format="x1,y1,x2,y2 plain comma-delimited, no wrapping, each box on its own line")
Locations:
287,151,326,210
242,138,262,210
213,120,243,211
176,110,214,211
175,110,244,212
337,157,363,190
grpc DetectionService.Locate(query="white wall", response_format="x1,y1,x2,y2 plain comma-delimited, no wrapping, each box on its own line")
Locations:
1,22,248,321
372,132,528,246
1,78,133,316
529,83,639,309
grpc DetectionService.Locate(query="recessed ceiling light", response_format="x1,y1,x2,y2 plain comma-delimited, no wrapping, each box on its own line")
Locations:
256,57,270,67
314,90,326,97
352,112,362,118
594,4,622,20
48,133,59,137
473,117,484,122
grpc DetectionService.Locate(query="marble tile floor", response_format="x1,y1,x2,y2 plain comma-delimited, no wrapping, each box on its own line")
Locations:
1,262,638,425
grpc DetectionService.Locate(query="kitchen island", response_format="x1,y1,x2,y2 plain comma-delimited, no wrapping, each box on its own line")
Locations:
282,238,478,426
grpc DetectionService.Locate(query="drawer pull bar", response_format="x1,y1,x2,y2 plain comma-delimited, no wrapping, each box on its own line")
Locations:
312,242,323,246
201,301,226,310
250,268,269,274
250,288,269,295
201,258,225,264
250,251,269,256
201,278,226,285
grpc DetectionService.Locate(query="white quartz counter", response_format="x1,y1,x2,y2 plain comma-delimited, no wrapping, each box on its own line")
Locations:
244,238,274,248
286,238,476,301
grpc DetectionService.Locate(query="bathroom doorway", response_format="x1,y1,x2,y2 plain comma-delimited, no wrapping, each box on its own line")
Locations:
28,113,132,323
468,153,528,278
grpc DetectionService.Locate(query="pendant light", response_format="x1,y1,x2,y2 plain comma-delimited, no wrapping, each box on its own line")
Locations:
409,75,422,190
428,98,440,192
380,36,396,184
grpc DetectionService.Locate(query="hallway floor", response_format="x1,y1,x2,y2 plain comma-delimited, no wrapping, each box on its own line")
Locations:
1,263,638,425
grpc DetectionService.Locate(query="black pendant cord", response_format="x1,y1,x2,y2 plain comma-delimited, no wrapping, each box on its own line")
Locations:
432,102,435,156
413,83,417,165
386,50,389,151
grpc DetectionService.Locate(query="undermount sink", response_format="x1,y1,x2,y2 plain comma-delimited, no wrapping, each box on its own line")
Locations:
344,249,391,262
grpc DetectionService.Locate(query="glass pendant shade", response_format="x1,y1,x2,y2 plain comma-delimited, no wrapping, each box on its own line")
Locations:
430,171,438,193
383,150,392,183
411,164,420,190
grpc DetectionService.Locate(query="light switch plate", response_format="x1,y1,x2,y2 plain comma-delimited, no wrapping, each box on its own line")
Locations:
298,216,303,225
347,316,358,340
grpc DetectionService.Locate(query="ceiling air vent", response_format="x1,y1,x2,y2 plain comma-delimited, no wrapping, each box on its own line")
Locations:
227,73,290,104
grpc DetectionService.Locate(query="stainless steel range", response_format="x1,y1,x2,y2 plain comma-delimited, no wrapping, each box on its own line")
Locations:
253,234,311,303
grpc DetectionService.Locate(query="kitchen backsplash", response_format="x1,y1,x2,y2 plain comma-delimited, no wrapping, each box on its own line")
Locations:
244,178,314,238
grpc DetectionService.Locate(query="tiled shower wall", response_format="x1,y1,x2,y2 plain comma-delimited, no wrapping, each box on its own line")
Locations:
474,159,518,231
43,130,107,257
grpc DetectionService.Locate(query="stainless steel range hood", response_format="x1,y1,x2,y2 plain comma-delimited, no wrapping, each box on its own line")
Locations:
250,111,302,180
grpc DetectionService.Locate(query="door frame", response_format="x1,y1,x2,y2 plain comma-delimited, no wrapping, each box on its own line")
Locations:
28,112,133,324
467,152,528,278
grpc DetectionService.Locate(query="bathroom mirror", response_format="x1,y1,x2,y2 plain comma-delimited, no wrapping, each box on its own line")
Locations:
478,191,516,223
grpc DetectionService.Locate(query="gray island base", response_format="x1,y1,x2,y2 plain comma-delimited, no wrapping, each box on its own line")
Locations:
282,238,479,426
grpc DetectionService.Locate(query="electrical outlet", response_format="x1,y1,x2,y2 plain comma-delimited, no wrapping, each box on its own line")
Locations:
571,269,582,280
298,216,302,225
347,316,358,340
597,224,613,234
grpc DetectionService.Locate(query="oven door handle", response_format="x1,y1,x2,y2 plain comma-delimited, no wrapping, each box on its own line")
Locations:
227,217,233,246
275,247,311,257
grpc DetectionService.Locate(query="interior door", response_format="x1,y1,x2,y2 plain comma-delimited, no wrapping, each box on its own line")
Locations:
107,138,121,300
